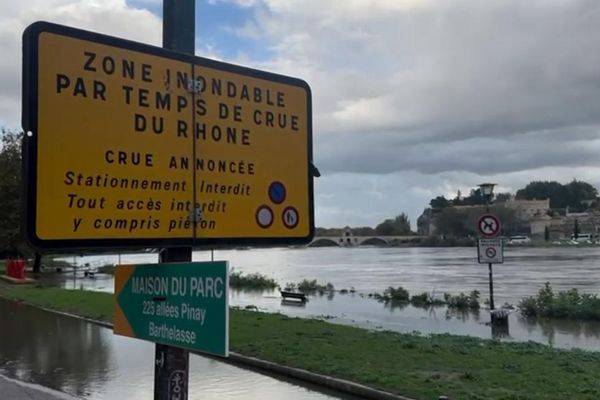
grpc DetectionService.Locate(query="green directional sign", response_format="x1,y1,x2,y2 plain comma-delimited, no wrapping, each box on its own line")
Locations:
114,261,228,357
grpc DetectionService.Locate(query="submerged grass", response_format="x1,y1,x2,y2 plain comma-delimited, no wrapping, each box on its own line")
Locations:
0,285,113,321
229,271,278,290
519,282,600,321
284,279,334,293
371,286,480,310
1,284,600,399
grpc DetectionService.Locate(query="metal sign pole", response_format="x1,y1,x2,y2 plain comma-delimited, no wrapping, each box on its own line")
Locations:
488,262,494,311
155,1,195,399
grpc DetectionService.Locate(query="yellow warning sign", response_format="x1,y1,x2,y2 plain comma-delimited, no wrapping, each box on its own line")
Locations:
22,22,314,249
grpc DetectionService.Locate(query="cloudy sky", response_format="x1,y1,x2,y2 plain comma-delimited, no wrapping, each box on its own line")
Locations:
3,0,600,229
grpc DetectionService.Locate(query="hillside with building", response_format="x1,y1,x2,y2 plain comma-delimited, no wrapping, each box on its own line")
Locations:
417,180,600,240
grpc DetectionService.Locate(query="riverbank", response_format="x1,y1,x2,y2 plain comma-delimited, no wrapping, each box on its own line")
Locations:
2,284,600,399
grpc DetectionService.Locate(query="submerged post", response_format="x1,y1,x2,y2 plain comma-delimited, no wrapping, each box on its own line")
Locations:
155,1,195,399
488,262,494,311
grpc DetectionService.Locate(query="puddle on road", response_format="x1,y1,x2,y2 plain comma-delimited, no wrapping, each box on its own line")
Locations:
0,298,359,400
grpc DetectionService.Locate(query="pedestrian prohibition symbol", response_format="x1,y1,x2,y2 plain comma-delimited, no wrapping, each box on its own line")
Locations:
478,214,501,237
478,238,504,264
485,247,497,258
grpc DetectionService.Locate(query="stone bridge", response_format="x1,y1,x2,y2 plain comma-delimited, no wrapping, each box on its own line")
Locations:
308,235,425,247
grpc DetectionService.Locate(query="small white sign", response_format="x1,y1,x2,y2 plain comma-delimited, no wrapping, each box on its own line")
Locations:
478,238,504,264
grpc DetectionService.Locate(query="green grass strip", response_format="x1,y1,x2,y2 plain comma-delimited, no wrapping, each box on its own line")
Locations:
1,284,600,400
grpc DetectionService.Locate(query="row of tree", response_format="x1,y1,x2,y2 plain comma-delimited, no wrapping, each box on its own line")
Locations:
425,180,600,238
429,180,599,213
0,130,22,258
516,180,598,212
315,213,413,237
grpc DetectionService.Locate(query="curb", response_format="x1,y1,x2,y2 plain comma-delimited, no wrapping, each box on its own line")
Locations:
227,353,415,400
9,300,416,400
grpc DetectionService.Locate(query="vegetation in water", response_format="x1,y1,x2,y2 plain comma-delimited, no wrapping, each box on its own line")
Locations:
410,291,446,307
229,271,278,290
444,290,481,310
285,279,334,293
370,286,479,310
519,282,600,321
380,286,410,302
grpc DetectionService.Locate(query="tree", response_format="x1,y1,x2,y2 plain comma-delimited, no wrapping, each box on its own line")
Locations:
375,213,412,235
516,180,598,211
516,181,564,207
352,226,376,236
495,192,512,203
429,196,450,209
461,188,487,206
435,208,471,237
565,180,598,212
489,205,519,236
0,129,23,257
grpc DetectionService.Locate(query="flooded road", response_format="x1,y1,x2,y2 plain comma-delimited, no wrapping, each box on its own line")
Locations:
53,246,600,351
0,298,357,400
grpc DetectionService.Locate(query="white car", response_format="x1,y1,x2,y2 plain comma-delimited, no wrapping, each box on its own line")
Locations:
571,234,593,243
508,235,531,245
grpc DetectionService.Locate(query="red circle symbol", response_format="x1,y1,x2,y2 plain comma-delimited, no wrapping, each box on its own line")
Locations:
282,207,299,229
478,214,501,237
256,205,274,228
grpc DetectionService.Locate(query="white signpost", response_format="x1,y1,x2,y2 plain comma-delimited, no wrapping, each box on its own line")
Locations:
476,212,504,323
478,238,504,264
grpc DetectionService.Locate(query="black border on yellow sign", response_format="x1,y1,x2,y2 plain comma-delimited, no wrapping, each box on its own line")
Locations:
22,21,314,250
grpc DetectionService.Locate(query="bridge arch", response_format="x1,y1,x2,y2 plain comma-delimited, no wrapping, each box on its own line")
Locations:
307,238,341,247
359,237,389,246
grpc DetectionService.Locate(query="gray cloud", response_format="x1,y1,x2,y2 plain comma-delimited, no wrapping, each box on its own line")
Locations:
219,0,600,225
4,1,600,227
235,0,600,170
0,0,161,127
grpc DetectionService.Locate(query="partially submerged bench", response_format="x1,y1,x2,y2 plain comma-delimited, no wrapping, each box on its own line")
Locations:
280,290,307,302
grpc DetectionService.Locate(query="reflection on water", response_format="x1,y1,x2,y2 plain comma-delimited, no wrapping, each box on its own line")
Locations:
0,299,356,400
0,298,111,397
50,246,600,351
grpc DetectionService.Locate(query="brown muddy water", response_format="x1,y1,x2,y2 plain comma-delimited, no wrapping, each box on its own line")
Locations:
50,246,600,351
0,299,359,399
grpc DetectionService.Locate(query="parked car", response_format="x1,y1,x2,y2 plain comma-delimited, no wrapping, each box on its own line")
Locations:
508,235,531,245
570,233,594,243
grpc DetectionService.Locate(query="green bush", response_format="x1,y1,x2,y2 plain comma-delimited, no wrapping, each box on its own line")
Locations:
382,286,410,302
444,291,480,310
296,279,334,293
410,292,445,307
229,271,278,290
519,282,600,320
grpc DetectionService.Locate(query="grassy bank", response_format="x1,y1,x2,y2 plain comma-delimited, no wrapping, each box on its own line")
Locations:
1,284,600,399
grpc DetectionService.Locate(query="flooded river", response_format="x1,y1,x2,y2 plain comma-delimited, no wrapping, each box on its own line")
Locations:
54,246,600,351
0,298,357,399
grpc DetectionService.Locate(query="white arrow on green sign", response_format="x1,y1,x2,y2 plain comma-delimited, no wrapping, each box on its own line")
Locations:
114,261,229,357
